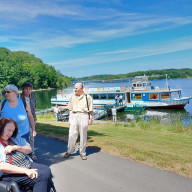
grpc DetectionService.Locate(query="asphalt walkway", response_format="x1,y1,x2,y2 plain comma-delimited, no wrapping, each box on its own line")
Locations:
35,135,192,192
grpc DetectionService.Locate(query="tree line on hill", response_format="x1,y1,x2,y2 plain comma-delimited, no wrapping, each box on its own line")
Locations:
76,68,192,81
0,47,71,90
1,46,191,90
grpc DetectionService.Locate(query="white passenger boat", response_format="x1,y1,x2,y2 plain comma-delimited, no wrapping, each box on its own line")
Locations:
51,76,191,109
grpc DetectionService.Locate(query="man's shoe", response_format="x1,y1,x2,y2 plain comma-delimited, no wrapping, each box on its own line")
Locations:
64,152,70,158
81,155,87,160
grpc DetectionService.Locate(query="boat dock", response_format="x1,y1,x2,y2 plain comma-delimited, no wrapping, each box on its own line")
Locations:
93,104,126,120
37,105,143,121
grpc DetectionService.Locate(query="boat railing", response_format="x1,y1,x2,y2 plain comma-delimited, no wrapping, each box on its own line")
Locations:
93,108,105,115
57,89,73,94
87,87,121,93
156,99,190,105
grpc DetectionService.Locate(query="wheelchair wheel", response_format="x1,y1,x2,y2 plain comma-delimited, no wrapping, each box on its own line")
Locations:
50,182,57,192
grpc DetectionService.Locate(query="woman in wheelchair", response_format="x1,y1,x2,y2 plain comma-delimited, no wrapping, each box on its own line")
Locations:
0,118,56,192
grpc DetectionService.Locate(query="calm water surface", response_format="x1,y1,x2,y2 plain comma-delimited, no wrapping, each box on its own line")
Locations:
34,89,58,110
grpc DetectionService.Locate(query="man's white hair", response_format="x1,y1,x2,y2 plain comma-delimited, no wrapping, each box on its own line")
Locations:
75,82,83,88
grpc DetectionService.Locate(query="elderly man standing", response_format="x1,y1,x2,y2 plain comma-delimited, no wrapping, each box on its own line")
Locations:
64,83,93,160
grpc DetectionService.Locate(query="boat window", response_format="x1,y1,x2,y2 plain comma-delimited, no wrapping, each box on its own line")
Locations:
108,94,116,100
93,94,99,99
179,91,182,98
133,94,142,100
100,94,107,99
149,93,159,100
161,92,170,99
172,92,179,99
133,84,136,87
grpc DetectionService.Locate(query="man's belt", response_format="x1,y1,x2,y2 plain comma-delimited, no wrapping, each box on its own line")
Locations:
73,111,88,114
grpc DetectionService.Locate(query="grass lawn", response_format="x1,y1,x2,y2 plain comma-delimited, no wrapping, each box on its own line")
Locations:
36,113,192,178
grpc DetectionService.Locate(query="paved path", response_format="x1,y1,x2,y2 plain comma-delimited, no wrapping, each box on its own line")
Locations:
35,135,192,192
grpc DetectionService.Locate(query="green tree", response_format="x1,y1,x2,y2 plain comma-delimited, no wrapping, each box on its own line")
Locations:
0,47,71,90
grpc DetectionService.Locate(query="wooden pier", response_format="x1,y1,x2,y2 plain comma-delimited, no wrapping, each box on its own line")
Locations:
93,104,126,120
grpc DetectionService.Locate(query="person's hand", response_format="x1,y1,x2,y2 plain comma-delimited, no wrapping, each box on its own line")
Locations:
32,129,37,137
25,168,38,179
4,145,16,154
88,119,93,125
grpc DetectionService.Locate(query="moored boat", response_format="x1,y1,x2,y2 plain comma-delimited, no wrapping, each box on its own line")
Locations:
51,76,191,110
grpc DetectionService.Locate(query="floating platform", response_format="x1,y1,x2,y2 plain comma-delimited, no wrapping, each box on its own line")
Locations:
124,104,144,111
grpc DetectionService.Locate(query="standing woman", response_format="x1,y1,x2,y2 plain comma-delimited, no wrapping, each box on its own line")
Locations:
19,82,37,161
0,84,36,142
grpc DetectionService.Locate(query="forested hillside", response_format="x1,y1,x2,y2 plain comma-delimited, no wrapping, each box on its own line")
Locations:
0,47,71,89
77,68,192,81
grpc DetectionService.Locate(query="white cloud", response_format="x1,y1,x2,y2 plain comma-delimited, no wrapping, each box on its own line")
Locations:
0,0,122,21
6,13,191,53
1,0,192,51
1,0,192,76
0,1,79,20
97,36,192,56
49,36,192,70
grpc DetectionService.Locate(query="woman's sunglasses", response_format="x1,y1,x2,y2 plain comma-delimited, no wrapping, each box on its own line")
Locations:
4,91,12,94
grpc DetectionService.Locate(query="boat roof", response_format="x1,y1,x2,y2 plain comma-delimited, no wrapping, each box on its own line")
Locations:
132,76,149,82
86,87,181,94
59,86,182,94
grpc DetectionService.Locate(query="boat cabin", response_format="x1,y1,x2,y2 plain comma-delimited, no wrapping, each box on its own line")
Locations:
131,90,182,102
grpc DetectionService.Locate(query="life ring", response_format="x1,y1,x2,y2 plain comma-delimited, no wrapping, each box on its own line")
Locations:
120,86,126,92
57,90,62,94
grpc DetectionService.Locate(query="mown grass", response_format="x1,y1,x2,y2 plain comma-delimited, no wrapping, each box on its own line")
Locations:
36,113,192,178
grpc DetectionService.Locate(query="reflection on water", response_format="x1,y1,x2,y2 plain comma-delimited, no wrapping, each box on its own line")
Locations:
33,89,58,110
117,106,192,126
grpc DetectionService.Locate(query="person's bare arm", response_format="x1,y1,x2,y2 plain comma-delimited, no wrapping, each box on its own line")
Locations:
4,144,32,155
26,103,36,137
0,162,38,179
88,111,93,125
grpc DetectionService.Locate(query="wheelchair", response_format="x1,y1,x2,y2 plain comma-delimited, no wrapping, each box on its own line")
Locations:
0,181,20,192
0,180,56,192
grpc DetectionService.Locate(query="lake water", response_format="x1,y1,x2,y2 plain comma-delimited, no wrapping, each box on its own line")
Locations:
80,78,192,123
35,89,59,110
34,78,192,123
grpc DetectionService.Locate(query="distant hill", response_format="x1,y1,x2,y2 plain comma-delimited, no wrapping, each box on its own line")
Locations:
0,47,71,89
76,68,192,81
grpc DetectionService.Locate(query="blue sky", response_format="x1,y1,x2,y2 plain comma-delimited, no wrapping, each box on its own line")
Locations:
0,0,192,77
